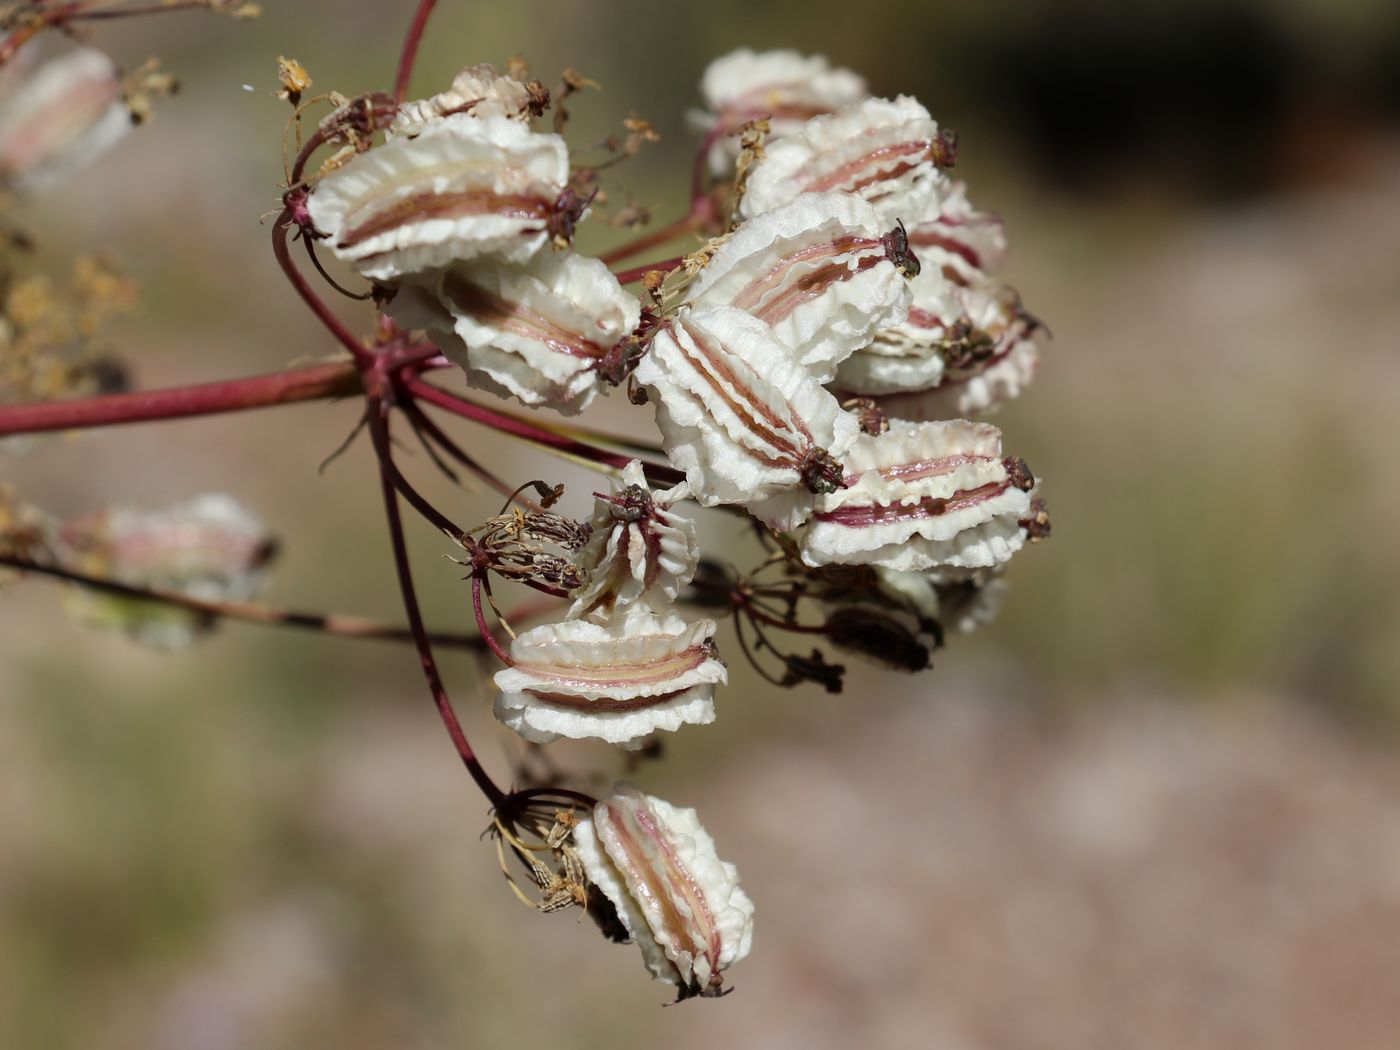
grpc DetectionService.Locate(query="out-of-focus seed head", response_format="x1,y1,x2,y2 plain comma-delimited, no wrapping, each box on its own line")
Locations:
54,494,275,649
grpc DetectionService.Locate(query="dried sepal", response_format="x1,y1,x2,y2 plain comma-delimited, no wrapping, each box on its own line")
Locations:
739,96,954,227
493,608,726,749
491,791,594,915
387,250,639,414
276,56,312,105
801,419,1033,572
574,783,754,998
306,113,575,280
633,305,859,530
462,503,592,592
568,460,699,622
688,191,913,381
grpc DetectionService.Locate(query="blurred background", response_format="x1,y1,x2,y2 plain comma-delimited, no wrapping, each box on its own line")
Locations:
3,0,1400,1046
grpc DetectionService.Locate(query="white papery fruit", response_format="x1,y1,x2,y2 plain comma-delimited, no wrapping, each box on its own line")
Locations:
633,305,859,530
689,191,913,381
306,114,575,280
392,63,543,136
832,262,977,396
493,608,725,749
801,419,1034,571
574,783,754,997
385,250,639,414
55,494,274,650
689,48,866,174
740,96,953,227
834,236,1041,414
568,460,699,622
906,180,1008,283
879,336,1040,419
0,47,129,192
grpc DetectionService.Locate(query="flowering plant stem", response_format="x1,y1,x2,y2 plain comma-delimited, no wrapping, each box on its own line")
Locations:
0,359,363,436
598,210,706,267
0,552,486,650
0,1,223,67
394,0,440,102
376,439,506,807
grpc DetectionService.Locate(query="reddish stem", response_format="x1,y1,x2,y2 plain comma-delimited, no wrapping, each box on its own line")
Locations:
375,424,505,807
612,256,685,286
0,553,484,650
272,209,377,367
394,0,440,103
597,210,706,267
743,602,828,635
403,375,684,485
0,360,360,437
70,1,220,18
471,573,514,665
691,121,726,202
0,1,238,66
0,3,79,66
400,398,543,512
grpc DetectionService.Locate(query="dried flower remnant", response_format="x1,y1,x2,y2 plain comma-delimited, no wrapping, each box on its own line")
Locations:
633,305,858,530
461,500,593,594
0,46,130,192
739,96,954,227
801,419,1034,571
687,191,914,381
491,790,602,918
392,63,548,136
568,459,699,622
574,783,754,998
493,608,725,749
276,55,311,105
386,250,639,414
306,114,578,280
55,494,276,649
690,48,867,175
